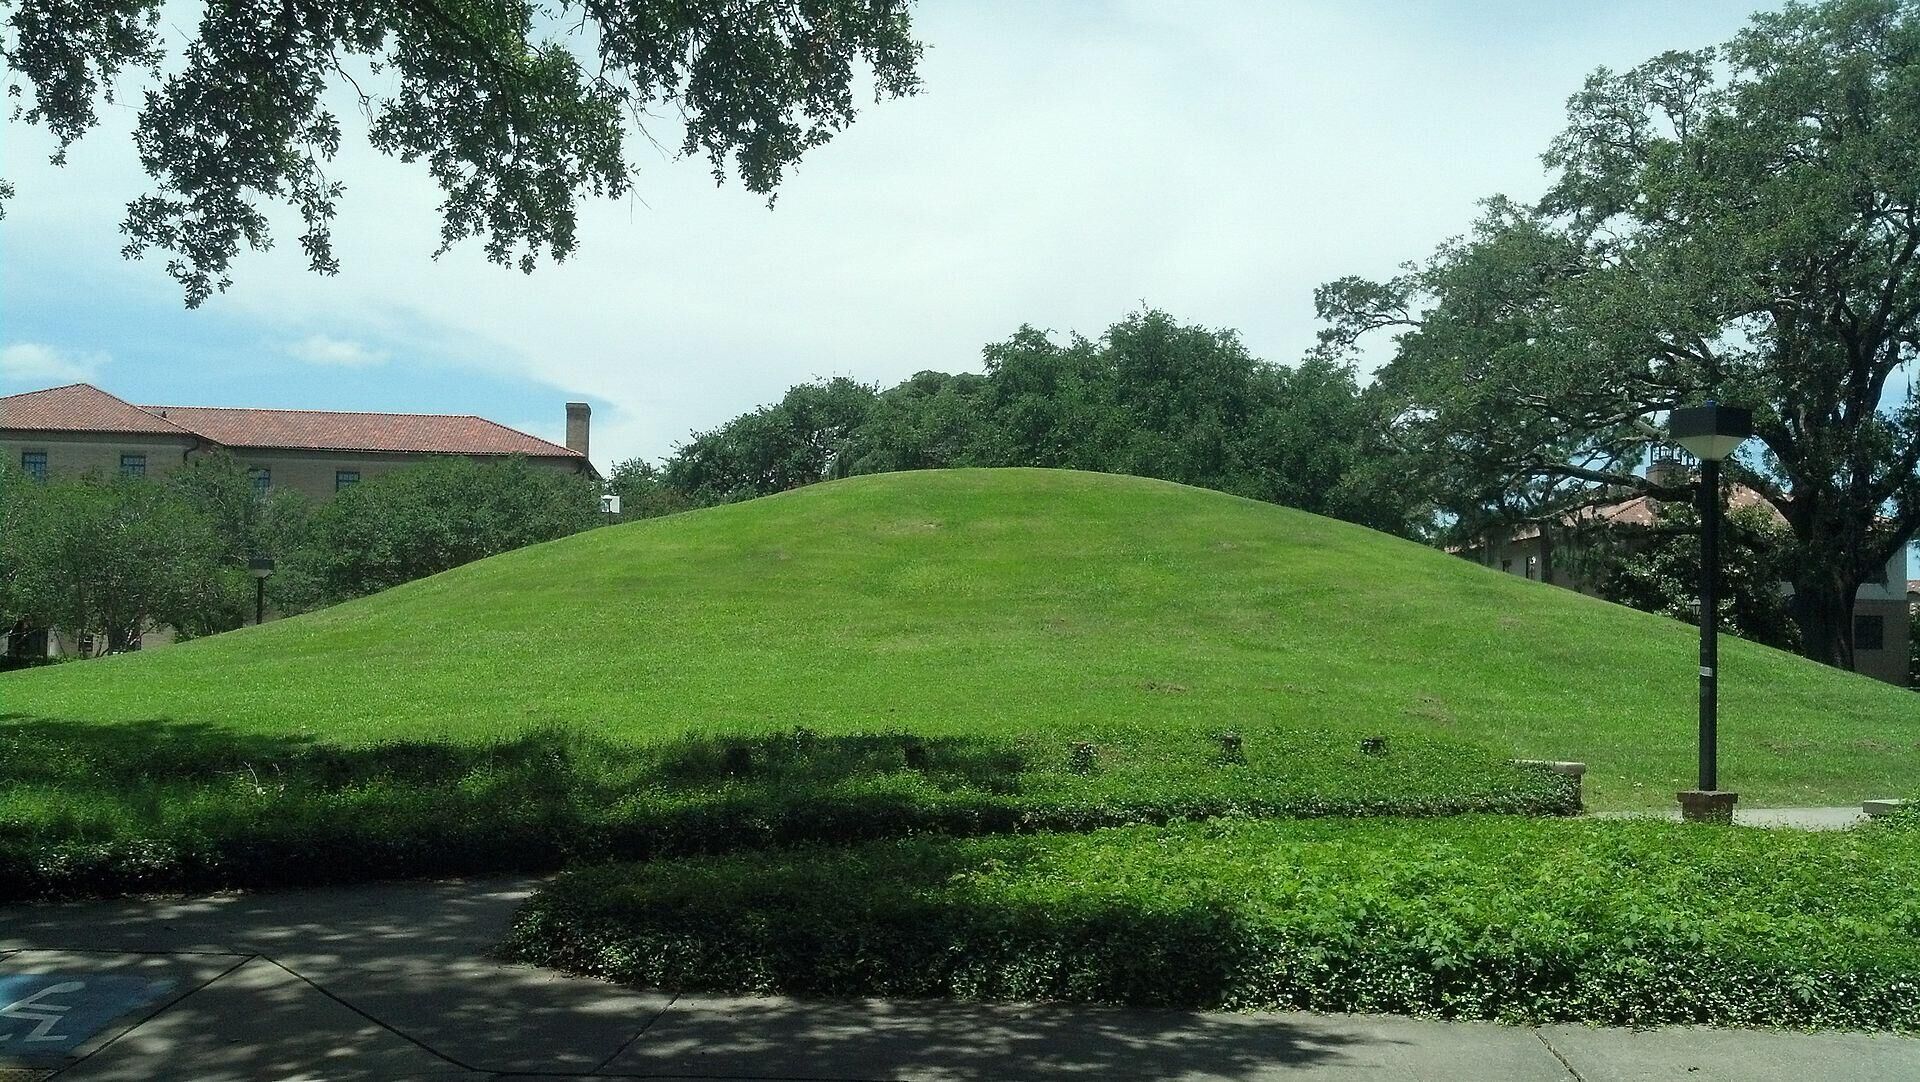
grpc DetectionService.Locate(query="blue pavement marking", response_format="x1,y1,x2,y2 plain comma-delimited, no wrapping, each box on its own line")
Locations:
0,973,177,1066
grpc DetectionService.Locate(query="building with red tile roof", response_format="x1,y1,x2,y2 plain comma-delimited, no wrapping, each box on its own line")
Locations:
2,383,596,502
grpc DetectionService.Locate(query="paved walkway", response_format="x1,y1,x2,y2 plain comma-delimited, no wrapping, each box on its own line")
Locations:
1,877,1915,1081
1590,805,1869,830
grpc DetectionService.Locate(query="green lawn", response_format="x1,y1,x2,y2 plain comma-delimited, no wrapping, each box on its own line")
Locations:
5,468,1911,812
506,812,1920,1031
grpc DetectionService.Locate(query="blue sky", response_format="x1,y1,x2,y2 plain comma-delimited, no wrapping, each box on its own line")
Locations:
8,0,1902,488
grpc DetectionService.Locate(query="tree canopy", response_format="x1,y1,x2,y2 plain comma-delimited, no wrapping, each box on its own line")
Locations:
295,455,601,602
1316,0,1920,669
4,473,230,652
649,309,1424,536
1,0,922,305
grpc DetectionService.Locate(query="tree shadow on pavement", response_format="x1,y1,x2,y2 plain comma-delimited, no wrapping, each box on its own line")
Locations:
1,877,1397,1080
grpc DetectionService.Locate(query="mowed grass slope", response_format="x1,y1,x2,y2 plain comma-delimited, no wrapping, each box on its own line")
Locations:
4,468,1914,809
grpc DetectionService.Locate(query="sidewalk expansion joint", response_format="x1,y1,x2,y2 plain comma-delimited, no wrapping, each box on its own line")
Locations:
1531,1027,1585,1081
249,953,489,1074
590,992,679,1074
44,952,254,1080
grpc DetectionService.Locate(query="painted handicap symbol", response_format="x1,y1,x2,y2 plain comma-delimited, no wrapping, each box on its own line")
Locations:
0,974,176,1066
0,981,86,1043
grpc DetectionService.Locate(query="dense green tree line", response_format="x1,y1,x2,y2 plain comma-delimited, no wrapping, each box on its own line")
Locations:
612,309,1424,538
2,454,597,659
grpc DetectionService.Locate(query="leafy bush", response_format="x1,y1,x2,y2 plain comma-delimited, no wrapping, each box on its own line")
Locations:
0,721,1571,900
294,455,601,603
504,815,1920,1032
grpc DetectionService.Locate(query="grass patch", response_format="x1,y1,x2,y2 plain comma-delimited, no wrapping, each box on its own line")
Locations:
504,812,1920,1032
0,720,1570,900
2,469,1912,812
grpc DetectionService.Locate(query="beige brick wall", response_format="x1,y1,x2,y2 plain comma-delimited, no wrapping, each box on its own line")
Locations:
1852,598,1911,687
6,434,585,504
198,447,585,503
5,432,200,480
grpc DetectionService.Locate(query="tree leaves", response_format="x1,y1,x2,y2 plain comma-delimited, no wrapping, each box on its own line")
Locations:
1,0,923,304
1318,0,1920,668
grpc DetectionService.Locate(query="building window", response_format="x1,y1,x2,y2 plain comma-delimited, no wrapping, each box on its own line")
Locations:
120,453,147,478
1500,559,1513,574
248,467,271,497
20,451,47,482
335,469,360,492
1855,614,1885,652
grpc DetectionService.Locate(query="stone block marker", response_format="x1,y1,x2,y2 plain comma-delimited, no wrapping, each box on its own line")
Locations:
1511,760,1586,811
1862,798,1910,819
1677,790,1739,823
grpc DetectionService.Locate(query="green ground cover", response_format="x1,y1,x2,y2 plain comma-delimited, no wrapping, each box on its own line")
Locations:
505,812,1920,1032
0,723,1565,899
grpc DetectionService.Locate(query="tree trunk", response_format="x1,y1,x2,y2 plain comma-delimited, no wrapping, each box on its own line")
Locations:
1789,577,1856,671
105,622,139,654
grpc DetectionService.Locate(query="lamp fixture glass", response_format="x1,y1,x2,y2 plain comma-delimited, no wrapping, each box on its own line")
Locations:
1668,402,1753,462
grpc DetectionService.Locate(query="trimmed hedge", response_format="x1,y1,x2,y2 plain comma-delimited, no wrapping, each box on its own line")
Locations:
0,722,1574,900
503,811,1920,1031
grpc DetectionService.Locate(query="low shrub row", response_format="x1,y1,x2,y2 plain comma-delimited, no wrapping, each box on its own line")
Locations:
503,812,1920,1032
0,721,1575,900
0,713,1574,901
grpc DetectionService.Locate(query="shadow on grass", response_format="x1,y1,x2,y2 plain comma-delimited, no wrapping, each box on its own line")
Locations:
0,715,1051,900
507,839,1267,1009
0,713,1574,902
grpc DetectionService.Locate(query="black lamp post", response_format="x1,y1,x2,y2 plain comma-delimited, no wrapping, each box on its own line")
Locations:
248,555,275,626
1668,402,1752,822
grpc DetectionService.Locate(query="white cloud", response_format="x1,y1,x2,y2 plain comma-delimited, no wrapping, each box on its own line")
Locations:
0,342,105,384
0,0,1783,467
285,334,388,368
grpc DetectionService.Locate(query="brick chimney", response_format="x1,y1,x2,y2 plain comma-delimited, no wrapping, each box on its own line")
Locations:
1646,449,1692,490
565,402,590,458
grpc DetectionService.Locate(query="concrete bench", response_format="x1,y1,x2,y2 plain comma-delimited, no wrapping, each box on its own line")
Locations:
1512,760,1587,811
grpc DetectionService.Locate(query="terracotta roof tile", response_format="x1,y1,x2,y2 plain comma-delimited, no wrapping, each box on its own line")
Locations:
1504,485,1782,541
142,404,582,458
2,383,582,461
0,383,192,436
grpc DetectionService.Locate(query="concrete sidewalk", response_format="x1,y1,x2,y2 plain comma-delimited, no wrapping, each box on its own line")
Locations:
1590,805,1869,830
2,878,1915,1082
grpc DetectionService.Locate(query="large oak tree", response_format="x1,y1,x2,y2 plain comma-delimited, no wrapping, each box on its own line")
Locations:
1317,0,1920,670
2,0,922,305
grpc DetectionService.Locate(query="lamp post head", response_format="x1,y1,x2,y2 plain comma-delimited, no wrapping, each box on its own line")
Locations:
249,555,276,580
1669,402,1753,462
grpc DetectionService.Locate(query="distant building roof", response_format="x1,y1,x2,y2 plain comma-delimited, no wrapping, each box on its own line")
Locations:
1503,485,1779,542
1909,578,1919,598
2,383,582,461
1,383,192,437
142,404,581,459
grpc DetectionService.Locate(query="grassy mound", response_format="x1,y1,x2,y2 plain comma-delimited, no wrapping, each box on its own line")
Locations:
504,812,1920,1031
3,469,1912,808
1,468,1913,897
